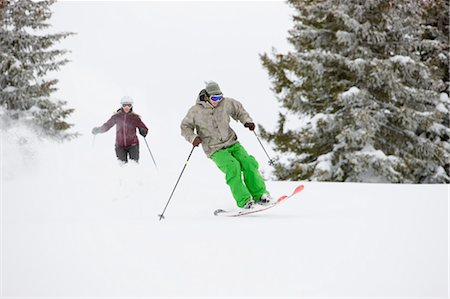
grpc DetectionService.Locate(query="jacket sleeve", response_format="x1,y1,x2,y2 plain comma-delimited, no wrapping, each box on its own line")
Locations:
229,98,253,124
136,116,149,137
98,114,117,133
180,108,198,144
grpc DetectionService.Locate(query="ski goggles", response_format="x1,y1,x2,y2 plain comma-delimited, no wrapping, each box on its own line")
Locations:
209,94,223,102
122,103,132,107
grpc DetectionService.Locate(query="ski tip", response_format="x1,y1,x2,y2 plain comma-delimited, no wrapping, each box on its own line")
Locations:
214,209,225,216
294,185,305,194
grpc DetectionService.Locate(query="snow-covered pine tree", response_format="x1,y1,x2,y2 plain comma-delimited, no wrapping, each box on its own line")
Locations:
419,0,450,182
421,0,449,91
0,0,75,139
260,0,450,183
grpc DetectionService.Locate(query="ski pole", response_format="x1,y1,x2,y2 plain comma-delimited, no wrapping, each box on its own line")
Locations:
253,131,275,166
143,137,158,169
158,146,195,220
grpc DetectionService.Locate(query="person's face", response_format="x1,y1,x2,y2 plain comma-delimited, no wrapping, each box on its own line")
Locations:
122,104,132,113
208,94,223,107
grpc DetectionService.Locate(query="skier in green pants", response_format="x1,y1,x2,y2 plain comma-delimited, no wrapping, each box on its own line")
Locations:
181,81,271,209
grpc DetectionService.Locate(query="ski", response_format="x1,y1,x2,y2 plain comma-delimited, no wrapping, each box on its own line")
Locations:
214,184,305,217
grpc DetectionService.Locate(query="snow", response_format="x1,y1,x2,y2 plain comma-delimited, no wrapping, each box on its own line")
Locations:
336,30,354,45
341,86,360,100
315,152,333,172
2,86,16,92
308,113,326,130
390,55,414,64
10,60,22,69
360,144,387,159
440,92,450,103
283,69,299,84
430,123,450,136
436,93,449,113
278,109,310,133
2,123,449,297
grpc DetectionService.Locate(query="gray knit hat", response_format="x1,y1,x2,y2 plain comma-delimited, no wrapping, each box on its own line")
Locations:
205,81,222,95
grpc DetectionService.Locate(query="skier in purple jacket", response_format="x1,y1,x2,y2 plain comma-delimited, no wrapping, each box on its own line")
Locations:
92,96,148,163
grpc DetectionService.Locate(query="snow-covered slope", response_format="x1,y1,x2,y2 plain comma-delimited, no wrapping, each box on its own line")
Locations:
2,131,448,298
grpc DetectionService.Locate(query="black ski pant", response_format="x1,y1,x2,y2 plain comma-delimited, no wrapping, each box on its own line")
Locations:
115,144,139,163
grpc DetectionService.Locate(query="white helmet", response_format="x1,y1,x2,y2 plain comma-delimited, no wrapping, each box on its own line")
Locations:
120,96,134,105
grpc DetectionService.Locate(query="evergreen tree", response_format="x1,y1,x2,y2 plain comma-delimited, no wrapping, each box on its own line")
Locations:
0,0,75,139
420,0,450,180
421,0,449,91
261,0,450,183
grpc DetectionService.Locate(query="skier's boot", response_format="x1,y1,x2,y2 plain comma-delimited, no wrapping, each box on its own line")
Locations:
242,198,255,210
257,193,273,206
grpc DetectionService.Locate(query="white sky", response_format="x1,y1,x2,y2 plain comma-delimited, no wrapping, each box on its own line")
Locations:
49,1,294,176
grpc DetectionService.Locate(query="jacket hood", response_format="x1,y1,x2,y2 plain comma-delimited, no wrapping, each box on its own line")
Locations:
196,89,207,103
196,89,214,108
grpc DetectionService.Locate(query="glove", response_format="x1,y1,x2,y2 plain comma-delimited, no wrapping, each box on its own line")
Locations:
139,128,148,137
92,127,100,135
244,122,255,131
192,136,202,147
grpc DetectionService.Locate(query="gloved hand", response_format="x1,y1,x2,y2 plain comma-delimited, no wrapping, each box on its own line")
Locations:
244,122,255,131
92,127,100,135
139,128,148,137
192,136,202,147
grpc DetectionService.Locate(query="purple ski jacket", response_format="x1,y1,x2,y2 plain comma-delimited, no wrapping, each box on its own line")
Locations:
98,110,148,148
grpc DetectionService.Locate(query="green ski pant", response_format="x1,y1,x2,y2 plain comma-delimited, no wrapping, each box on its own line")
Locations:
211,143,267,208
